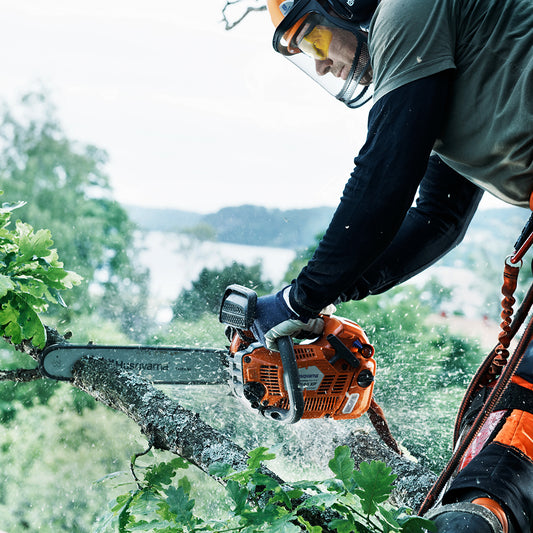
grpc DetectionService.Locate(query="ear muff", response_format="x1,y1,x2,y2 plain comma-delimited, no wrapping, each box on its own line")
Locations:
326,0,379,25
267,0,310,54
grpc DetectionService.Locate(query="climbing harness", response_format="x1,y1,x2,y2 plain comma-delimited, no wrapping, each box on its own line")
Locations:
419,207,533,516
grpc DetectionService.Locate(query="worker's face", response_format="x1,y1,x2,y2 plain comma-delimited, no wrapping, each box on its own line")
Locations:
297,24,373,85
315,26,373,85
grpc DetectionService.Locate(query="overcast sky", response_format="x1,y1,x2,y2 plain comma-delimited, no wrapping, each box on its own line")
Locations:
1,0,505,213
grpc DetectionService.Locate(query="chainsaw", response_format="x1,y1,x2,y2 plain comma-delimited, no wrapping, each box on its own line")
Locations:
40,284,377,425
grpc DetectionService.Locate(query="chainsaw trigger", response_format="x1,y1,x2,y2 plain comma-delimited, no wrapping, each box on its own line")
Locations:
327,334,360,369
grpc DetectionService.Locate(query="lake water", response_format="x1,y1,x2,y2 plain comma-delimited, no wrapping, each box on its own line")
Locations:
136,231,296,321
136,231,490,323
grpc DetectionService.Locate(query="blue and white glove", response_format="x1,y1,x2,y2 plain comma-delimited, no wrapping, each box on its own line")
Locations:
251,286,332,351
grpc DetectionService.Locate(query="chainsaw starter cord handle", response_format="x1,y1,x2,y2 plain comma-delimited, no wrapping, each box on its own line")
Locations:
263,336,304,424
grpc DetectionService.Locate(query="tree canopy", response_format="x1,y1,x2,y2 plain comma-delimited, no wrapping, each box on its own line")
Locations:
0,92,149,333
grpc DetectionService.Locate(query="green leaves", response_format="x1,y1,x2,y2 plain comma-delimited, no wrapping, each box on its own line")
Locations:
0,273,14,297
0,196,81,348
329,445,356,490
0,292,46,348
226,479,249,515
97,457,199,533
99,446,436,533
353,460,396,515
143,457,189,488
322,446,436,533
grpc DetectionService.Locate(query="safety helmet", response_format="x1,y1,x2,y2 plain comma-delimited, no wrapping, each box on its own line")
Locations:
267,0,377,108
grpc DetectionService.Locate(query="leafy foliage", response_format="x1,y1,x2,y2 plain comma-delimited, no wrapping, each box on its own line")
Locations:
98,446,436,532
0,195,81,348
0,92,149,335
172,262,273,321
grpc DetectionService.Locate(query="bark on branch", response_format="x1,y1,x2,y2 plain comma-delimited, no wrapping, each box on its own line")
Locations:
73,356,263,479
3,328,437,525
0,367,42,382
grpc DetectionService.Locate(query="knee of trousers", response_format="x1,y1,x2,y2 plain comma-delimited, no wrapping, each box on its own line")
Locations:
426,502,505,533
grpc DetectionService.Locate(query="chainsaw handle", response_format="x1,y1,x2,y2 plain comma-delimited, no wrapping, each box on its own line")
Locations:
263,336,304,424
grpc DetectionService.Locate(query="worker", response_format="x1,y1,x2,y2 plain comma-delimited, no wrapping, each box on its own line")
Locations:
248,0,533,531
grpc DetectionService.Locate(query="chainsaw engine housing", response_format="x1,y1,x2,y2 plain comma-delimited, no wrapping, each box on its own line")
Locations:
227,315,376,420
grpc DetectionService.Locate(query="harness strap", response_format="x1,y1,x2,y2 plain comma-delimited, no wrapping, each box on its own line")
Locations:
511,209,533,264
454,281,533,445
419,199,533,516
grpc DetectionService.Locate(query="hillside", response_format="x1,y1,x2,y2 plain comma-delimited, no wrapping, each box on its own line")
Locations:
125,205,203,232
126,204,335,249
126,203,529,252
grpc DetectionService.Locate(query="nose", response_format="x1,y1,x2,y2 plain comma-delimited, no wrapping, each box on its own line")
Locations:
314,58,333,76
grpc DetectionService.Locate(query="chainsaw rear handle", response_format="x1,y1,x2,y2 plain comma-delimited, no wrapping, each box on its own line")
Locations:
219,284,305,424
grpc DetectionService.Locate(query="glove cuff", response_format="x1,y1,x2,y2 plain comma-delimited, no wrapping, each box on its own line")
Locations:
287,285,321,321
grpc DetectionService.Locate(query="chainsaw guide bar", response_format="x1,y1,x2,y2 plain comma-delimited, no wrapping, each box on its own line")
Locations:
40,344,229,384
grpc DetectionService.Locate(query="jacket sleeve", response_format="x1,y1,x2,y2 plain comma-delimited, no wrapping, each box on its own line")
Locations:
290,70,484,315
339,155,483,301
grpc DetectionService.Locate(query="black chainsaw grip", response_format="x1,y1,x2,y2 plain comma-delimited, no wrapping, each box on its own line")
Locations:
264,336,304,424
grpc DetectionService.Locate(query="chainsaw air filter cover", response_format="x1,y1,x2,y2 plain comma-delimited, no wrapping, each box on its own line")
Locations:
228,315,376,420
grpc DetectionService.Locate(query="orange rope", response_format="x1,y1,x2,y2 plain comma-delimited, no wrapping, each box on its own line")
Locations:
486,260,520,382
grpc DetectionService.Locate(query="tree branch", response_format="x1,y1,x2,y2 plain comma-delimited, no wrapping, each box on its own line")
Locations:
0,367,42,382
72,356,265,479
71,356,436,509
71,355,341,528
221,0,267,30
2,326,436,524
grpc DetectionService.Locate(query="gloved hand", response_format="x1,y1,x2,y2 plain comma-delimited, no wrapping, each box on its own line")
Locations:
251,286,329,351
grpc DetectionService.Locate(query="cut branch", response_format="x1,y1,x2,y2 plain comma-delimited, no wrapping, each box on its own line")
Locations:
0,367,42,382
342,430,437,510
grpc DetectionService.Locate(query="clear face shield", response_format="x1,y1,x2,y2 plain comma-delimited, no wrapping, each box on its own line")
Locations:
272,1,373,108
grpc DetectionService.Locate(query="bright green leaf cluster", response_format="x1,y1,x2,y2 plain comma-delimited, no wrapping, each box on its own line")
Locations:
98,446,436,533
95,456,201,533
0,194,82,348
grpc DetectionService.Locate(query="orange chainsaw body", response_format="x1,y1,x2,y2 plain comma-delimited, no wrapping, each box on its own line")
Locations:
228,315,376,420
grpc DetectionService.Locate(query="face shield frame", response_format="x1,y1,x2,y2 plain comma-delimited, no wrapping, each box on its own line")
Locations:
272,0,372,108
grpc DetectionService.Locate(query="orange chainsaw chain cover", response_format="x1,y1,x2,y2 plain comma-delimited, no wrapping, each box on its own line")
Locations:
229,315,376,420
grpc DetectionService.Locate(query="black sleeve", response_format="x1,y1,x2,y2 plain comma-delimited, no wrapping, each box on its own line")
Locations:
290,70,484,315
339,155,483,300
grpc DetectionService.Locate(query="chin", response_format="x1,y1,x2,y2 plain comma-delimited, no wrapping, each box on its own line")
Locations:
359,73,373,86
